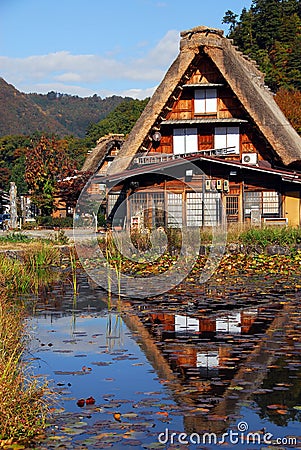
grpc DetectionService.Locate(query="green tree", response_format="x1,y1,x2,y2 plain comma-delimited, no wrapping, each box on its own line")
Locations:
85,98,149,148
223,0,301,91
0,135,31,192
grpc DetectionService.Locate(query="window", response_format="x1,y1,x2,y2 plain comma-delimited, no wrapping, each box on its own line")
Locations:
226,196,239,217
151,193,165,227
107,193,121,215
216,313,241,334
186,192,222,226
129,192,147,227
186,192,202,226
262,191,279,215
173,128,198,155
244,191,280,217
107,192,126,226
194,88,217,114
203,192,222,226
167,193,182,228
214,126,240,154
175,315,199,333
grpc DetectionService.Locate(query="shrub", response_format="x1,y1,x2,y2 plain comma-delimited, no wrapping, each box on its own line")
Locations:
238,226,301,248
0,232,31,244
36,216,73,228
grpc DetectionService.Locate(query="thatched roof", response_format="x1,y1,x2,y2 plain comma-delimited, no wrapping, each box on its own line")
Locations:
82,133,124,173
108,26,301,175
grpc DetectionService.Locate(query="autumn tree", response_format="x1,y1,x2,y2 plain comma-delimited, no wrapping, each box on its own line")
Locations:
56,170,93,211
275,88,301,134
25,135,77,215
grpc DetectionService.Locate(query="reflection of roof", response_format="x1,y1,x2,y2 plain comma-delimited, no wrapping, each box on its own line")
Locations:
108,26,301,175
97,153,301,186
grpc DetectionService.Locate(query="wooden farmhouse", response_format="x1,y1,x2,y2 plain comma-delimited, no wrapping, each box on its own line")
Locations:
100,26,301,229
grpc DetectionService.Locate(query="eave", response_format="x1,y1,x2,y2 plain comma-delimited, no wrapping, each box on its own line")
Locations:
97,154,301,187
161,118,248,126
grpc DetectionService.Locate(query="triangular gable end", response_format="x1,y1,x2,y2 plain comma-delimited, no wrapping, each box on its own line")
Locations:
108,26,301,175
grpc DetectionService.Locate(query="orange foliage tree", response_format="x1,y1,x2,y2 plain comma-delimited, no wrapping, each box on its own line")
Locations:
275,88,301,135
25,135,77,215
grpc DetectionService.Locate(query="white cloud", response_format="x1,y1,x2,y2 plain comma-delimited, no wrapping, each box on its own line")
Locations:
0,30,180,98
120,86,158,100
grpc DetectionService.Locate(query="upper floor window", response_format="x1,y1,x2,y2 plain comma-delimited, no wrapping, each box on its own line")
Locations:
214,126,240,154
173,128,198,155
194,88,217,114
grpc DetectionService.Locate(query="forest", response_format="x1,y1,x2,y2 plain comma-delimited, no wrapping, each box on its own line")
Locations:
223,0,301,133
0,0,300,215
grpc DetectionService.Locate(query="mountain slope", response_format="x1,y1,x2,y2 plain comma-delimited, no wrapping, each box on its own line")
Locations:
0,78,133,138
0,78,70,136
28,92,132,137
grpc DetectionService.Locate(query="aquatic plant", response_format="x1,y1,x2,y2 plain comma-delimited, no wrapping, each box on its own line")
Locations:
69,246,78,297
22,243,60,293
105,230,123,304
0,257,31,294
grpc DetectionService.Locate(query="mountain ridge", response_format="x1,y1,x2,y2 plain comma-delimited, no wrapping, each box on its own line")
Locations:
0,77,132,138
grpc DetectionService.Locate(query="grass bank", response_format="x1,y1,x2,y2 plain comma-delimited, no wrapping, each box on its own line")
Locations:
0,242,61,447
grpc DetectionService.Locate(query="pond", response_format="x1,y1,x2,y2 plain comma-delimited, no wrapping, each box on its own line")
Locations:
28,271,301,449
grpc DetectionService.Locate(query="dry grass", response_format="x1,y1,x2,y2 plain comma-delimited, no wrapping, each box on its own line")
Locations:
0,293,49,444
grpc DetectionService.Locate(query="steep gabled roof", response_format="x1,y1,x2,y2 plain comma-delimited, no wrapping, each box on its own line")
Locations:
108,26,301,175
82,134,124,173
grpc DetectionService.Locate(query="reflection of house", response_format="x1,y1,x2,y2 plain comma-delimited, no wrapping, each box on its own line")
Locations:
123,300,289,436
104,26,301,228
147,309,266,379
149,309,260,337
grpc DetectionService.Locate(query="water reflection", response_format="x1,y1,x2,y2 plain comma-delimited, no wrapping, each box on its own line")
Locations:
29,272,301,448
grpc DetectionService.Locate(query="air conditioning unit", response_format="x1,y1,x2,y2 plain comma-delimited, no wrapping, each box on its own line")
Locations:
242,153,258,165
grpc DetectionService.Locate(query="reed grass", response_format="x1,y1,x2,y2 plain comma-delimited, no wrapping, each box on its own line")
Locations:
0,243,60,296
105,230,123,304
0,257,31,294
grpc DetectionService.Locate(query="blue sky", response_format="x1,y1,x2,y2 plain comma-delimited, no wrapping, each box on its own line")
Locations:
0,0,252,99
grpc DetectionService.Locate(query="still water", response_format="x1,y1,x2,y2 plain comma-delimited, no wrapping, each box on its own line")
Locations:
28,272,301,449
